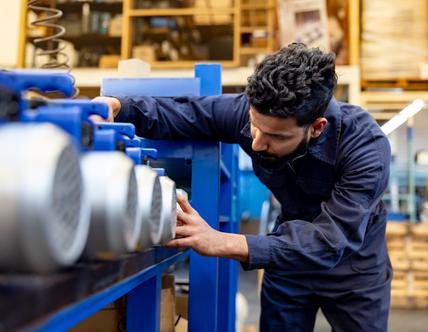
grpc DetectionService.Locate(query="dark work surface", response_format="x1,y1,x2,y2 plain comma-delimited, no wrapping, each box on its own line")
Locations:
0,247,180,331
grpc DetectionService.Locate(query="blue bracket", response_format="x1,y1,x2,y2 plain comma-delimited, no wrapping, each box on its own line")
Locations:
48,99,110,120
20,101,110,151
95,122,136,138
0,70,74,115
101,78,201,97
93,122,136,152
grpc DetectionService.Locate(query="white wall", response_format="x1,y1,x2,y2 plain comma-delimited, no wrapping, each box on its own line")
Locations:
0,0,21,68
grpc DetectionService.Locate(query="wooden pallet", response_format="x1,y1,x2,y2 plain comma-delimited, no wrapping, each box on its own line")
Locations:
391,272,428,308
409,224,428,271
391,271,408,294
386,222,409,238
386,222,410,271
384,223,428,308
390,251,411,271
362,79,428,91
410,224,428,238
391,294,428,309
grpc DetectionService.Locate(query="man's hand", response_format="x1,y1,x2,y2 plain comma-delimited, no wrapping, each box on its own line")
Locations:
165,195,249,263
91,96,122,122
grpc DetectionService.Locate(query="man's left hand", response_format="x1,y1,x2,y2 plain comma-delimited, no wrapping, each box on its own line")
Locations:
165,195,249,262
165,195,225,256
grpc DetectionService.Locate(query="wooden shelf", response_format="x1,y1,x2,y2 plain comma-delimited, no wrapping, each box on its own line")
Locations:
240,26,268,33
69,66,360,103
241,3,275,10
148,60,238,69
27,34,121,45
128,7,236,17
240,47,269,55
56,1,123,13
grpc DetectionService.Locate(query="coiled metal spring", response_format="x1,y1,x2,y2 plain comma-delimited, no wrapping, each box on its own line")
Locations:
27,0,79,97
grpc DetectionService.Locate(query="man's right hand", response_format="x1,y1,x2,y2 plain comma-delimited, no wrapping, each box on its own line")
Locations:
91,96,122,123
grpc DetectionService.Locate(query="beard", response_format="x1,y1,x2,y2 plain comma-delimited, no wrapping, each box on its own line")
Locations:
255,135,309,169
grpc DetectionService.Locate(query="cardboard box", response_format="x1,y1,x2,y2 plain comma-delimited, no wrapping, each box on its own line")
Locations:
69,298,126,332
161,274,176,332
277,0,330,51
361,0,428,80
132,45,156,63
99,55,121,69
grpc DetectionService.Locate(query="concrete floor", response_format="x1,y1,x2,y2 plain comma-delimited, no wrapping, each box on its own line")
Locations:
239,270,428,332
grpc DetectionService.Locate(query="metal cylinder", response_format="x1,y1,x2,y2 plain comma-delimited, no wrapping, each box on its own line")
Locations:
81,152,139,258
135,165,162,249
0,123,89,273
158,176,177,244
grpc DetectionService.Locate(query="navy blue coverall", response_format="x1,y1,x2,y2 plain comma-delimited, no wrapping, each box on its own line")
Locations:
116,94,392,332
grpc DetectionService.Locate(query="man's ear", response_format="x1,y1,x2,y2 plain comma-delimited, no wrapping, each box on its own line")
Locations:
310,118,328,138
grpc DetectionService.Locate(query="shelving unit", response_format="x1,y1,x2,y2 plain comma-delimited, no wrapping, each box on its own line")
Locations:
18,0,124,68
121,0,241,68
239,0,276,66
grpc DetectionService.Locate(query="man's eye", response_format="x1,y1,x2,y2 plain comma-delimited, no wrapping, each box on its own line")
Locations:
271,135,287,140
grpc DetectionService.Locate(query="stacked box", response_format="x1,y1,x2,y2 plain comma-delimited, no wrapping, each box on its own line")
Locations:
409,224,428,271
387,222,428,308
361,0,428,80
387,222,410,304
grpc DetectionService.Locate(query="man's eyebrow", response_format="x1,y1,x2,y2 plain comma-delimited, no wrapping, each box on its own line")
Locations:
250,118,294,138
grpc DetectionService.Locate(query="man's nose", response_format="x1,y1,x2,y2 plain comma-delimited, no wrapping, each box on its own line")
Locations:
251,131,268,152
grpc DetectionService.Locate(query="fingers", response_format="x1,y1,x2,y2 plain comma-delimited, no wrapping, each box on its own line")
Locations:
164,237,193,249
176,194,195,214
177,210,193,225
91,96,119,122
175,225,193,238
89,114,106,123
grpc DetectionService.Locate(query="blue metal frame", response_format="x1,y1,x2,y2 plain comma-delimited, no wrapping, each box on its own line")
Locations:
31,250,189,332
0,64,240,332
101,63,239,332
218,143,240,332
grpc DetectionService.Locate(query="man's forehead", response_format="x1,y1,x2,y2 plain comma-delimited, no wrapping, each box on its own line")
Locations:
249,108,299,133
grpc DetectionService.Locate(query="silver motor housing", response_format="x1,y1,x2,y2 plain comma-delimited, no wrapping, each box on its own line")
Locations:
81,152,139,258
0,123,89,273
158,176,177,244
134,165,162,249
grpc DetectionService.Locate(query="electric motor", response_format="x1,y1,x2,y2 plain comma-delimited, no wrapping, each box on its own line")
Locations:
0,123,89,272
158,176,177,244
135,165,163,249
81,152,139,258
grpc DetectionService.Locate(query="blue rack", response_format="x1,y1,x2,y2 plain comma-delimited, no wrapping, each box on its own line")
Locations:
102,63,239,332
101,64,239,332
0,64,239,332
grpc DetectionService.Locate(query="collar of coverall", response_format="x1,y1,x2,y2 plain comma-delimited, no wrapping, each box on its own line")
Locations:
306,97,342,165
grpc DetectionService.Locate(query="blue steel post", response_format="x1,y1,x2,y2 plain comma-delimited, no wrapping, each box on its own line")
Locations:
102,64,234,331
188,142,221,332
194,63,222,96
218,143,240,332
127,274,162,332
188,64,222,332
195,64,240,332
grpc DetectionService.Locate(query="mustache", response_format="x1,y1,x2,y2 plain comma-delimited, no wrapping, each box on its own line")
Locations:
256,151,280,160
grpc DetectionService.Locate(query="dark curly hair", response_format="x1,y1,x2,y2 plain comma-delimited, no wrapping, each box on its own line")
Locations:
245,43,337,126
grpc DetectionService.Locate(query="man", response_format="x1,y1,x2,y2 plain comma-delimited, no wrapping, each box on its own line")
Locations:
94,43,392,332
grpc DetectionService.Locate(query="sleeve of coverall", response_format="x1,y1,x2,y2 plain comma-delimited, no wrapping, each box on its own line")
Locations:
114,94,249,143
243,129,391,271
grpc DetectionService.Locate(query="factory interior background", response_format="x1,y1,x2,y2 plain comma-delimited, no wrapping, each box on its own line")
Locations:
1,1,428,331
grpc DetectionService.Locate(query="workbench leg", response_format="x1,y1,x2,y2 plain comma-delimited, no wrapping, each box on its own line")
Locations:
127,274,161,332
217,222,239,332
188,142,220,332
